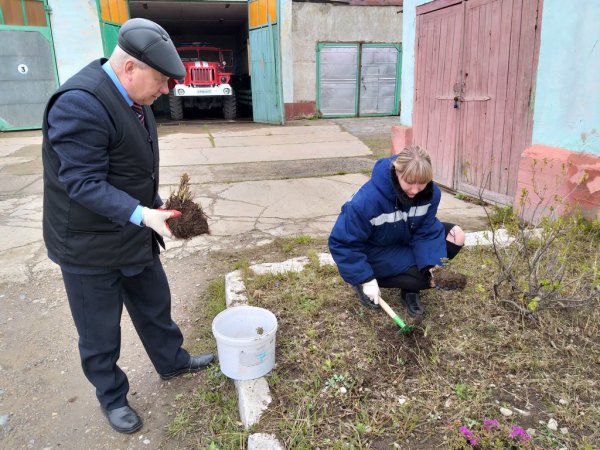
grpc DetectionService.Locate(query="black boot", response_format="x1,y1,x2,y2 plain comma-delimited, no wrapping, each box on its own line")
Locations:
400,291,424,316
352,285,380,309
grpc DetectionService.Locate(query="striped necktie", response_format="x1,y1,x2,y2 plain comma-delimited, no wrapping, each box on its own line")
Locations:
131,103,145,126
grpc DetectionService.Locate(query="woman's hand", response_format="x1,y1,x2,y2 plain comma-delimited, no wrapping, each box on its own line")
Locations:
428,266,438,288
361,279,381,305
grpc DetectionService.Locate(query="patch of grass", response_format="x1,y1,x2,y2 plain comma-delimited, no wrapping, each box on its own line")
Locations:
166,365,246,447
203,124,216,147
167,229,598,448
159,276,237,448
274,235,316,255
240,244,599,448
360,137,391,159
488,204,518,229
206,277,227,318
451,191,488,206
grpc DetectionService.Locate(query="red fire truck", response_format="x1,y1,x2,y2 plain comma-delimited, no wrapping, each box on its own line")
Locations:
169,43,236,120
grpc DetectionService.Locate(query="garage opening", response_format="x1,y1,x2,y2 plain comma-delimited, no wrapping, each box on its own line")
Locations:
128,0,252,122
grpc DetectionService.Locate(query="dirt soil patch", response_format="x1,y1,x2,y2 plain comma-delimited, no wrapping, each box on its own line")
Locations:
433,266,468,290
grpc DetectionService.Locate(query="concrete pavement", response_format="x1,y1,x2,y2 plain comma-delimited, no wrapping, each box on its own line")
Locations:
0,118,489,284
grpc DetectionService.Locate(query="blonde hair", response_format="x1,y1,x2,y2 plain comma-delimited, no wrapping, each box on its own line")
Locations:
392,145,433,184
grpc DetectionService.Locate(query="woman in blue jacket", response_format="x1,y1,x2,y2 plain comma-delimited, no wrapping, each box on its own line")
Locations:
328,145,465,316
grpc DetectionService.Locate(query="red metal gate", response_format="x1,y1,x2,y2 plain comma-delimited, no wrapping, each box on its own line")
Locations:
413,0,542,204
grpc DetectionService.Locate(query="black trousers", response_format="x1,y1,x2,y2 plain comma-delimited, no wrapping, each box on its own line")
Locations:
377,222,463,292
61,254,190,410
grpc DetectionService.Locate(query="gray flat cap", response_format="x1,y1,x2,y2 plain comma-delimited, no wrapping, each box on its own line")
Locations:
118,18,185,79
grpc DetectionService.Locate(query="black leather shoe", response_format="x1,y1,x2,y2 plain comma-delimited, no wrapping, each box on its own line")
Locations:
159,353,215,380
102,405,142,434
352,285,380,310
400,291,424,316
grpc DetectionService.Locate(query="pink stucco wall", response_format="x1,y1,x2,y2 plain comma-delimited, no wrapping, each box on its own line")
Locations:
390,125,413,154
515,145,600,224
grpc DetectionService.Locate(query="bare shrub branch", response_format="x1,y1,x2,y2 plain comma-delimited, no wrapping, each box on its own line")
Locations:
477,162,599,316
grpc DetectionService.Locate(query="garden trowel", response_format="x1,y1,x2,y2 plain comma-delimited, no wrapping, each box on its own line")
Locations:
377,295,415,334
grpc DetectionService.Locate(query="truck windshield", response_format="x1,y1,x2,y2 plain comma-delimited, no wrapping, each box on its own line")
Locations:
198,50,222,63
177,49,222,63
178,50,200,61
177,48,235,68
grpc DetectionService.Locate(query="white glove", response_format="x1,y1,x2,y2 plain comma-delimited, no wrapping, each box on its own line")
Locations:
361,279,380,305
141,207,181,239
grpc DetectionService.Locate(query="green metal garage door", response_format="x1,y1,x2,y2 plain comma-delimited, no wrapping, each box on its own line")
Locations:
0,0,58,131
248,0,284,124
317,43,401,118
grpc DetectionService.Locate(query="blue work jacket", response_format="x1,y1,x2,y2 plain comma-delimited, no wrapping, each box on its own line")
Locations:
328,155,446,285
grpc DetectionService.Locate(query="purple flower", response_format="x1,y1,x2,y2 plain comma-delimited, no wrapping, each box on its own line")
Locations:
509,425,531,442
459,426,480,446
459,426,474,438
483,419,500,429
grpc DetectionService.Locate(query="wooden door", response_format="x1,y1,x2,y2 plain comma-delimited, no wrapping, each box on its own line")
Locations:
413,0,464,187
413,0,541,203
458,0,540,203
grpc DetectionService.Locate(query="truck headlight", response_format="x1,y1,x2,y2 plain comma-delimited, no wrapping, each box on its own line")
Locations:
223,88,231,95
177,89,185,95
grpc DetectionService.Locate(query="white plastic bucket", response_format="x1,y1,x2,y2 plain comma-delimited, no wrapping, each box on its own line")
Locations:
211,305,278,380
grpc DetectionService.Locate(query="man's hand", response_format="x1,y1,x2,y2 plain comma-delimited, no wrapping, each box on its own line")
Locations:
361,279,380,305
141,207,181,239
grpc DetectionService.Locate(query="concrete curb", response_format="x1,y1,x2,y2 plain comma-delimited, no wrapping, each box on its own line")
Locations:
222,231,501,447
224,254,333,447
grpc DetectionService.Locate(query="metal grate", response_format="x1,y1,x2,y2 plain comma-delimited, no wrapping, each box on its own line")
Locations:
190,68,214,83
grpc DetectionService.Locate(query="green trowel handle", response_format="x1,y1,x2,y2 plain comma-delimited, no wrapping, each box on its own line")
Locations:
377,296,408,329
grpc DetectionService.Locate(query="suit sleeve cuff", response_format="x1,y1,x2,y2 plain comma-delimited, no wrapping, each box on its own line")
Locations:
129,204,144,227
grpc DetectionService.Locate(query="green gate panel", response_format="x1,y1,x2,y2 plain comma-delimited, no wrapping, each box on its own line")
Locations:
0,29,58,130
249,23,284,124
317,44,359,117
359,44,401,116
99,21,121,58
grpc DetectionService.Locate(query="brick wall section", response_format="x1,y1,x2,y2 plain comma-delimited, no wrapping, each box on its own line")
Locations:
285,102,317,119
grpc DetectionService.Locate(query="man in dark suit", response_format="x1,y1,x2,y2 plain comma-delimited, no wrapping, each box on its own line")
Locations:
42,18,213,434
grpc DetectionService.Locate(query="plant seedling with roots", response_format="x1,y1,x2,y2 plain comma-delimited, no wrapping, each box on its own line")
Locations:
164,173,210,239
377,295,415,333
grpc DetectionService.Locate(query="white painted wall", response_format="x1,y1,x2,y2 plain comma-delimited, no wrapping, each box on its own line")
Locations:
399,0,428,126
532,0,600,155
292,3,403,103
48,0,104,84
280,0,294,104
